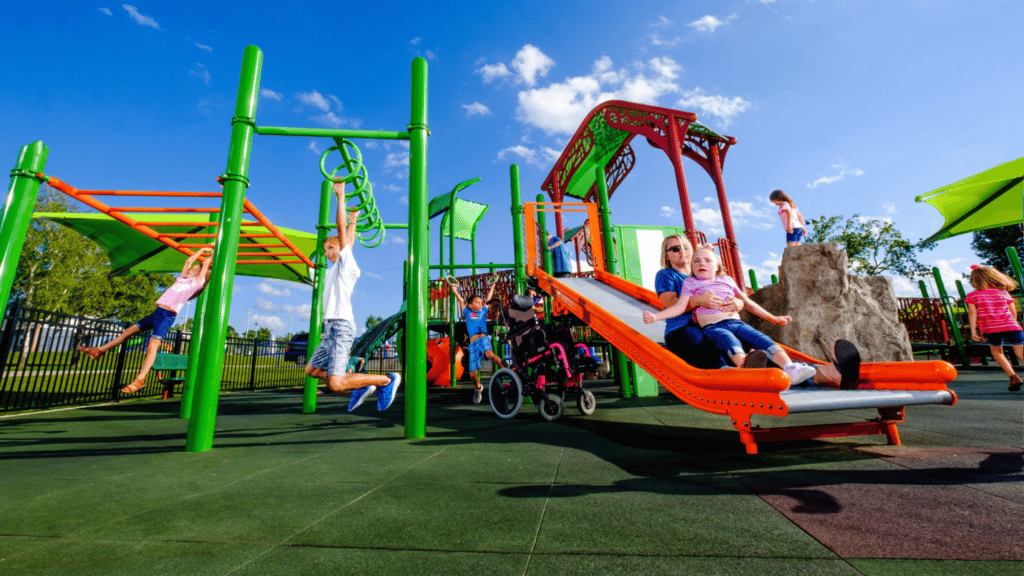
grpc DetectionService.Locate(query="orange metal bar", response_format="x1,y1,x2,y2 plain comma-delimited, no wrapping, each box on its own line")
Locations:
242,198,315,268
236,259,306,264
108,207,222,213
71,189,223,198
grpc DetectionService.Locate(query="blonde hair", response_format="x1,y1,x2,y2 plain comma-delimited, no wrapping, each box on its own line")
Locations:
692,245,725,277
660,234,693,269
769,189,797,207
323,236,340,249
969,265,1018,292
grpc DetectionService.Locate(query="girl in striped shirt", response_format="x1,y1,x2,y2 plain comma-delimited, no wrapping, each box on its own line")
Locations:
965,265,1023,391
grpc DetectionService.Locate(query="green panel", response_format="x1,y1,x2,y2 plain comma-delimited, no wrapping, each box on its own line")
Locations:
439,199,489,241
612,224,687,289
916,156,1024,242
34,212,317,285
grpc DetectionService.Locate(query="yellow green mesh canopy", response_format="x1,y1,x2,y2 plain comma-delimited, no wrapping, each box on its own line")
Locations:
35,212,318,285
916,156,1024,243
439,199,489,240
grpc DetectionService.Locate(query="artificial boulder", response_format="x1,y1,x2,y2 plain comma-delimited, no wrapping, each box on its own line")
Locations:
741,242,913,362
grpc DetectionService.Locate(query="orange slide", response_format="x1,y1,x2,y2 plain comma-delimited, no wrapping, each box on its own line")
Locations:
535,269,958,454
426,337,464,387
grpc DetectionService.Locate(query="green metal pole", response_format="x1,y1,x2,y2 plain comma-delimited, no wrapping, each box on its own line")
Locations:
536,194,553,321
918,280,930,299
302,180,332,413
771,274,778,284
595,166,632,398
955,280,968,302
509,164,526,294
179,284,210,419
0,141,48,321
404,57,429,439
748,269,759,291
185,45,262,453
448,192,457,388
932,266,967,365
1007,246,1023,290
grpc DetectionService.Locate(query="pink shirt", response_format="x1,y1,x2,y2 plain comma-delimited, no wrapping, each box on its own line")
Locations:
965,289,1022,334
778,202,805,231
683,274,741,324
154,275,205,314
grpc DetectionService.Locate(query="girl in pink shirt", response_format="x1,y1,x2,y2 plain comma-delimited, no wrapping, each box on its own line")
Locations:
78,247,214,394
965,265,1023,391
769,190,806,246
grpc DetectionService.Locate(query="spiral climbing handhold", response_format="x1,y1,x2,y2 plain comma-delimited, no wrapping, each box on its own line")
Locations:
319,138,386,248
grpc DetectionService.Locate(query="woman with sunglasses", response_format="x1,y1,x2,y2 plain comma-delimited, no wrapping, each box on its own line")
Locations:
654,235,739,368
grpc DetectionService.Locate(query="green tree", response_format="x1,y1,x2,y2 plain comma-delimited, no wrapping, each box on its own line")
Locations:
365,315,384,330
255,327,272,341
971,225,1023,273
805,214,932,277
226,325,239,338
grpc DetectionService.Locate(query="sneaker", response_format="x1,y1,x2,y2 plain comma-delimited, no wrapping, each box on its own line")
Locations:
1010,375,1023,392
377,373,401,411
473,386,483,404
347,385,376,412
832,339,861,390
782,362,816,386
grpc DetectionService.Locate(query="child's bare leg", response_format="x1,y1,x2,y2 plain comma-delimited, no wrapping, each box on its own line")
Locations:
1012,344,1024,366
121,337,160,393
989,346,1017,379
730,352,746,367
326,372,389,394
484,350,505,369
470,370,481,390
304,365,327,379
770,349,793,367
79,324,141,359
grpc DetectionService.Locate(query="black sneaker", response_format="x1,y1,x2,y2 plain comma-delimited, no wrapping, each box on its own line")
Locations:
833,339,861,390
1009,376,1023,392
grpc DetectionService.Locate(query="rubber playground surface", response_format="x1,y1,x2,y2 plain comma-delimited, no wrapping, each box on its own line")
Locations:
1,370,1020,575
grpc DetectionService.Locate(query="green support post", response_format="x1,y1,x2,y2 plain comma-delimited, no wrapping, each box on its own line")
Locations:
185,45,262,453
918,280,930,299
179,285,210,419
448,186,457,388
1007,246,1023,290
302,180,332,413
932,266,967,366
0,141,48,321
404,57,429,440
748,269,759,291
536,194,553,322
509,164,526,294
955,280,968,302
771,274,778,284
595,166,632,398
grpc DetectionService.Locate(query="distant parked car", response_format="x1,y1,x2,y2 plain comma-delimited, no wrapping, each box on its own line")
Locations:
284,333,309,364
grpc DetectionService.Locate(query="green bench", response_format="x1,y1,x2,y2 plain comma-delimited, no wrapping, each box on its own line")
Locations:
153,353,189,400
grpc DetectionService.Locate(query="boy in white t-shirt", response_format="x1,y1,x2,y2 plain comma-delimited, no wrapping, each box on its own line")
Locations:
304,181,400,412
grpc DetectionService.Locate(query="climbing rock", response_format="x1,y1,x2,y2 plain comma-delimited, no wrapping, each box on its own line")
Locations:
741,242,914,362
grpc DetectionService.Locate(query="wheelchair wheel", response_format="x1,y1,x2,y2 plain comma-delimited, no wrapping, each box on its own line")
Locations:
489,368,523,419
538,393,564,422
576,389,596,415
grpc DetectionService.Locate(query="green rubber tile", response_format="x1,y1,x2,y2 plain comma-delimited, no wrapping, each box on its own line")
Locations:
0,538,270,575
101,480,380,545
288,481,550,553
554,445,723,485
384,449,563,484
847,558,1024,576
527,555,862,576
247,443,447,484
235,545,531,576
533,479,833,558
0,535,50,562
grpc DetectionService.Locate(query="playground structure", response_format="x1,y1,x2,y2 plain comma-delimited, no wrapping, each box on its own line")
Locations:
0,49,965,455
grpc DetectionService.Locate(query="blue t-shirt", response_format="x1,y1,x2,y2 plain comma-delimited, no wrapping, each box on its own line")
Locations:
548,236,571,274
464,305,489,336
654,267,693,336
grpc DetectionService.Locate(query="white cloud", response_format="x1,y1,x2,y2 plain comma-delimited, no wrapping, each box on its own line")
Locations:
123,4,160,29
381,183,402,193
516,55,684,135
651,15,673,28
296,90,330,112
511,44,555,87
689,14,736,33
260,88,283,102
392,235,406,244
284,303,311,318
477,62,511,83
189,63,211,85
385,151,410,169
425,50,436,60
255,296,281,313
399,196,409,204
99,7,113,16
308,141,320,154
329,95,343,111
497,145,542,167
257,281,290,298
660,205,677,218
410,37,422,45
463,102,492,116
251,314,285,332
883,202,896,214
744,251,783,288
650,33,681,47
194,42,212,53
676,88,751,127
363,271,383,280
313,111,345,128
807,165,866,189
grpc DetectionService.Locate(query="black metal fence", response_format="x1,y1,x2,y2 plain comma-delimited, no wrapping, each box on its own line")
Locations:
0,302,307,413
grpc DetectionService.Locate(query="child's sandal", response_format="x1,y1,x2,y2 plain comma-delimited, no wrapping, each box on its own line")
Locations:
1009,376,1022,392
120,378,146,394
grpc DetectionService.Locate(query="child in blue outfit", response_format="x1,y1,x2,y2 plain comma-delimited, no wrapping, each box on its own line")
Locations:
449,278,507,403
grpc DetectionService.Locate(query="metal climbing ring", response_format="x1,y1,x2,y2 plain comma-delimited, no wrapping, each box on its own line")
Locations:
318,139,363,183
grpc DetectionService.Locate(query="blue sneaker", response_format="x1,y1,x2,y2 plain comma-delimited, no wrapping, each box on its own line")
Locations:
377,373,401,411
347,385,376,412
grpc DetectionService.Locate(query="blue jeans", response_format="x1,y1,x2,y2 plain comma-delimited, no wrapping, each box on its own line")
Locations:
702,318,778,360
666,322,729,369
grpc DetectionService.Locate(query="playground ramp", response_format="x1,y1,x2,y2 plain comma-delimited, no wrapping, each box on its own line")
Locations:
535,270,958,454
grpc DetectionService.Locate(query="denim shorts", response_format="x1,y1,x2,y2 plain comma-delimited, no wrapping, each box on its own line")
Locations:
307,319,356,377
985,330,1024,346
468,335,493,372
134,307,178,340
786,227,805,243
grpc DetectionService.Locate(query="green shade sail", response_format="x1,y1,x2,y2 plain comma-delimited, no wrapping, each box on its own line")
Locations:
916,156,1024,243
439,199,489,240
35,212,318,285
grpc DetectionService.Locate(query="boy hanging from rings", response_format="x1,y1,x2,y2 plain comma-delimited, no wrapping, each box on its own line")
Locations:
448,276,506,404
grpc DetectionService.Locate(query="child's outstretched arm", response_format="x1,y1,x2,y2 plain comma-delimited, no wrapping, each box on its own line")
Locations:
181,247,212,275
333,181,350,250
643,294,691,324
485,277,498,302
447,277,467,310
967,302,981,341
197,247,215,282
736,292,791,325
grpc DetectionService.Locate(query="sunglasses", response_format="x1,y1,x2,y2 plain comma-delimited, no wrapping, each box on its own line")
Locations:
665,246,683,253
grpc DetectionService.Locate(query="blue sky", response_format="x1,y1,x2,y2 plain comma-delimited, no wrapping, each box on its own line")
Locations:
3,1,1021,337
